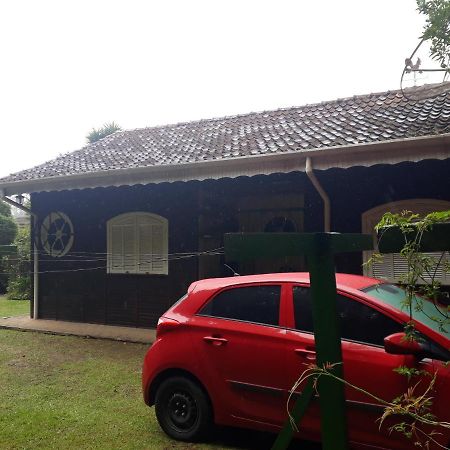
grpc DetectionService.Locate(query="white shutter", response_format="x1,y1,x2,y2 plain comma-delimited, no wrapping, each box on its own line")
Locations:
122,224,136,273
110,225,124,272
108,212,168,275
108,223,136,273
137,222,153,274
151,224,166,274
371,253,394,280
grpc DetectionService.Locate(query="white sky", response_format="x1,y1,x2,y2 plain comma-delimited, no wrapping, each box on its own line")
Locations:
0,0,444,178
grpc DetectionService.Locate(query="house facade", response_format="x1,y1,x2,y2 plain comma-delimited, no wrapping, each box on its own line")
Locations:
1,84,450,328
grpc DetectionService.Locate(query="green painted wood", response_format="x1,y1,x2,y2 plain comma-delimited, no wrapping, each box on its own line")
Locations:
378,223,450,253
224,233,372,261
307,234,348,450
224,232,373,450
271,379,315,450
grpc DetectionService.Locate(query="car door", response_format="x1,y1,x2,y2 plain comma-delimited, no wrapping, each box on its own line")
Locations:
188,283,291,427
285,284,417,449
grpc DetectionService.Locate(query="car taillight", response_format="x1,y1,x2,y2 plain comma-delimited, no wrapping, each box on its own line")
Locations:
156,316,180,338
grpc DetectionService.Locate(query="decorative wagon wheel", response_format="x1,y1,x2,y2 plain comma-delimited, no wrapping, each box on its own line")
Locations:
40,211,74,257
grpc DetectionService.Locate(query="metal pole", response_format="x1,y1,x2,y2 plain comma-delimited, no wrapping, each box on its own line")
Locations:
33,216,39,319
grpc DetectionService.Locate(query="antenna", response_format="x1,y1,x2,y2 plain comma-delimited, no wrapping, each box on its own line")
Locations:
224,264,240,276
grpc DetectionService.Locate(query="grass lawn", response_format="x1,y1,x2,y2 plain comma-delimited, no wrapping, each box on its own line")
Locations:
0,329,313,450
0,295,30,317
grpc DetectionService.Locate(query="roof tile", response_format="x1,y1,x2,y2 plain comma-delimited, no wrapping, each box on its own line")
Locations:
1,83,450,184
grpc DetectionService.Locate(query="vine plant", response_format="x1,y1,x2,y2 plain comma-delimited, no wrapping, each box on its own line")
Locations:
288,210,450,449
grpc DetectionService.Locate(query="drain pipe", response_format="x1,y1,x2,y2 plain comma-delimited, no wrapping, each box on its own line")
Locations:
305,157,331,232
0,192,39,319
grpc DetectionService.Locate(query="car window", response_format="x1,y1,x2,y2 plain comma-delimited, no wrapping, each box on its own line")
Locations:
199,285,281,326
293,286,403,346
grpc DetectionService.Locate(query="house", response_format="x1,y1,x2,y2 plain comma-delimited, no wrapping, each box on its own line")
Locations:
0,83,449,328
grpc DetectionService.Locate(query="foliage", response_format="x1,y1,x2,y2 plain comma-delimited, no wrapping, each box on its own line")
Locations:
374,210,450,446
376,210,450,339
417,0,450,68
0,202,17,294
0,214,17,246
290,363,449,449
86,121,122,143
6,226,31,300
289,210,450,448
0,201,12,217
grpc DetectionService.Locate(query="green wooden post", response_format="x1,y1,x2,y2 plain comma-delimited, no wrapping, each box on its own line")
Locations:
224,232,373,450
307,234,347,450
271,379,315,449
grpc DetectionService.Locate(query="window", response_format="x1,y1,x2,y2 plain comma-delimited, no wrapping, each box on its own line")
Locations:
107,212,168,275
362,199,450,285
199,285,281,326
293,286,403,346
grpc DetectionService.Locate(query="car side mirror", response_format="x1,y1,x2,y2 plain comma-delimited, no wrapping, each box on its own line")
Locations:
384,332,423,356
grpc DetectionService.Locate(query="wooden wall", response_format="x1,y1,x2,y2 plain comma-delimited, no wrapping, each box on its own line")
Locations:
30,158,450,327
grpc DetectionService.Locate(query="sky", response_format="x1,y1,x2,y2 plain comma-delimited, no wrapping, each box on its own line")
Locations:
0,0,444,178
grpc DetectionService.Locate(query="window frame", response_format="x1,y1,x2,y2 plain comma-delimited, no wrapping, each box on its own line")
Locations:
106,212,169,275
196,283,284,328
289,283,405,348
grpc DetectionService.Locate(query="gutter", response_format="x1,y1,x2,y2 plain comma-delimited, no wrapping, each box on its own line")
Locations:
0,133,449,196
306,157,331,232
0,192,39,320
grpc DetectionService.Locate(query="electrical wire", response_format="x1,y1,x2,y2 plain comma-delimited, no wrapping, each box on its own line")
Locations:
0,248,226,275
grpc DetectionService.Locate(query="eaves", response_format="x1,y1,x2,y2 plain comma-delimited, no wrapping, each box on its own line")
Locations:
1,133,449,196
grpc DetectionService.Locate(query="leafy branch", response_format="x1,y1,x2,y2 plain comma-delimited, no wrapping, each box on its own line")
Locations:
289,363,450,448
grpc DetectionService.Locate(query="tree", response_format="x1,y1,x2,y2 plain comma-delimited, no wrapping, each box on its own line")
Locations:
417,0,450,68
6,226,31,300
0,214,17,246
0,202,17,294
86,121,122,144
0,201,12,217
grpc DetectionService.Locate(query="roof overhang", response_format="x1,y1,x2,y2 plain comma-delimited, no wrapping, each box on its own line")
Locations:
1,133,449,196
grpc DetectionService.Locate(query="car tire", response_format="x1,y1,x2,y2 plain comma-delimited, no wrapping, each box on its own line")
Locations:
155,376,213,442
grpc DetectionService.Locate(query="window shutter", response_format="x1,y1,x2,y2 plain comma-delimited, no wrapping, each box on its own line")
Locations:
109,223,136,273
108,212,168,275
370,251,450,284
110,225,124,272
137,222,153,274
151,224,167,274
122,224,136,273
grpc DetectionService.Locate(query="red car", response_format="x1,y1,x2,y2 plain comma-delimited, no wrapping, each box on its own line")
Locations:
142,273,450,449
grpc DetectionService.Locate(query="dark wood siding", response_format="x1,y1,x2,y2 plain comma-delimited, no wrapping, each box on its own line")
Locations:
30,158,450,327
32,182,200,328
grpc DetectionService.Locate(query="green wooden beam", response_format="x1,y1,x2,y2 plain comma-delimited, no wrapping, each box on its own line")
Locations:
378,223,450,253
224,232,372,261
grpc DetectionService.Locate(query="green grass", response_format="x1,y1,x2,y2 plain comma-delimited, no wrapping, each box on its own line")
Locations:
0,295,30,317
0,330,297,450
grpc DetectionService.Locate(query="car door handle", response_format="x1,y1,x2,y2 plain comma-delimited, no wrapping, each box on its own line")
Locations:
295,348,316,360
203,336,228,346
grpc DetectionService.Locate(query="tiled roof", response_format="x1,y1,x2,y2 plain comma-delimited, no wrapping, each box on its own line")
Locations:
2,83,450,184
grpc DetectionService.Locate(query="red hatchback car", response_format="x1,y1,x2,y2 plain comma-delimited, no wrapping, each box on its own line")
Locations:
142,273,450,449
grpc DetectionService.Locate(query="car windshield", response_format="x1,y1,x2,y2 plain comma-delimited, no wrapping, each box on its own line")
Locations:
362,283,449,339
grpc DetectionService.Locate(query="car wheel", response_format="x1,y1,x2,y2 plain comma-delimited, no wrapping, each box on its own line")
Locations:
155,376,213,442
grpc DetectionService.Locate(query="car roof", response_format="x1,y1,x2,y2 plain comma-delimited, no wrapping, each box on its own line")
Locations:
189,272,380,293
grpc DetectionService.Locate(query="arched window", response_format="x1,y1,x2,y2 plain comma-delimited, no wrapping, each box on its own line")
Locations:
107,212,168,275
362,199,450,285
